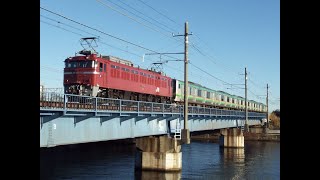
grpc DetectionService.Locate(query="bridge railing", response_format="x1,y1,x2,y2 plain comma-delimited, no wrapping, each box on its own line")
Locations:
40,93,266,118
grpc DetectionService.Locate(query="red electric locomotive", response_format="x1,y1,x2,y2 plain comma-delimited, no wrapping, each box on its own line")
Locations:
64,39,172,103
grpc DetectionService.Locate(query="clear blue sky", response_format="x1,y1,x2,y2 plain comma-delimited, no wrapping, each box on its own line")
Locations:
40,0,280,111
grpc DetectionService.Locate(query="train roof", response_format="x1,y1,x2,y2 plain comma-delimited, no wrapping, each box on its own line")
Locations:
101,55,133,66
174,79,265,105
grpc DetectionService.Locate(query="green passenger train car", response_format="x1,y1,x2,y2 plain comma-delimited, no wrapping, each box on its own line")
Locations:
172,79,266,112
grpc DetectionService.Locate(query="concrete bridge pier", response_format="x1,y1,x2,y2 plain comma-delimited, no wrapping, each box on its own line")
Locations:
135,136,182,171
219,128,244,148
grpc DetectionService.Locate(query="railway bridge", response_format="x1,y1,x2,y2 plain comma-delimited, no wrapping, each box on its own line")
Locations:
40,92,265,171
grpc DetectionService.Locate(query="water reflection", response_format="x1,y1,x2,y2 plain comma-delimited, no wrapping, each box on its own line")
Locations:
221,147,245,164
135,170,181,180
40,141,279,179
219,147,246,179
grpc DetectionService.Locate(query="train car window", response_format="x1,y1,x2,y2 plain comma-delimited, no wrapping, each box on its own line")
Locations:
189,87,192,95
207,92,210,98
232,99,234,103
178,84,180,89
198,89,202,97
221,95,224,101
227,97,229,102
111,65,116,69
99,63,103,72
103,64,106,72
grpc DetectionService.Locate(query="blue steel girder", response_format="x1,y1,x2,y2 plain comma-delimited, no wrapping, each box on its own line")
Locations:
135,115,150,123
41,111,63,123
40,111,63,128
100,115,119,124
74,113,95,125
147,115,160,122
120,116,134,124
164,115,180,122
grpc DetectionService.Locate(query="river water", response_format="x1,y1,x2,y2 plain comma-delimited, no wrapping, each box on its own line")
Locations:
40,140,280,180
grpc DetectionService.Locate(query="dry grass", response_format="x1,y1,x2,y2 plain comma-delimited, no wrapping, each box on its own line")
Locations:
269,111,280,129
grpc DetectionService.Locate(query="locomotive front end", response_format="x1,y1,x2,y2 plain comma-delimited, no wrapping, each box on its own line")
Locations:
63,52,99,96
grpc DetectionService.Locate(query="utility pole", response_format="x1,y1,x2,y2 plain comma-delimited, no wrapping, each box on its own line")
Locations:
244,67,249,132
174,21,192,144
266,83,269,128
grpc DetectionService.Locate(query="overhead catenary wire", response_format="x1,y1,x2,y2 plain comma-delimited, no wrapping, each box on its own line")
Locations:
41,17,157,63
97,0,258,89
41,15,100,37
40,6,265,104
136,0,183,29
41,17,242,96
96,0,177,40
40,6,185,62
108,0,177,34
41,6,159,54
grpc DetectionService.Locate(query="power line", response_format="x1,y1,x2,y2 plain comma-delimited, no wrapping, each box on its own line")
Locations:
41,17,156,64
40,20,84,37
41,15,100,37
187,64,264,103
115,0,178,33
41,6,237,84
190,43,236,74
192,34,242,74
96,0,173,38
41,7,264,103
41,6,156,53
189,62,237,87
125,6,244,80
40,6,183,62
136,0,183,29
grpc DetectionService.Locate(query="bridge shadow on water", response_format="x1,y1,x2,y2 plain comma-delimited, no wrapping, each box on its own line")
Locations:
40,140,136,180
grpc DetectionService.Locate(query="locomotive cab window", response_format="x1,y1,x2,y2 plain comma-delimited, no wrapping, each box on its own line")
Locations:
65,62,72,68
99,63,103,72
